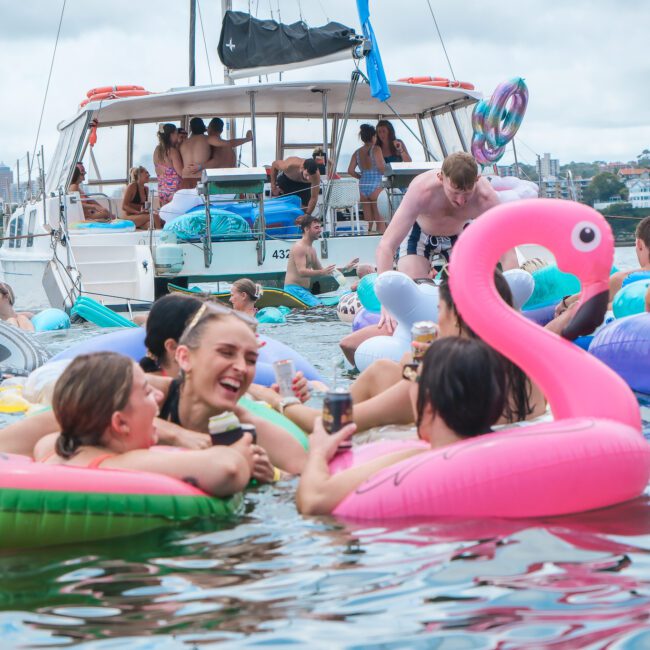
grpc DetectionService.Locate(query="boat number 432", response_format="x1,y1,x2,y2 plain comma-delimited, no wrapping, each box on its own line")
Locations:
272,249,290,260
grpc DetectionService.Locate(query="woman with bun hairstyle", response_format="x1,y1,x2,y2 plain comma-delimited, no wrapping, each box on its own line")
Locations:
230,279,263,318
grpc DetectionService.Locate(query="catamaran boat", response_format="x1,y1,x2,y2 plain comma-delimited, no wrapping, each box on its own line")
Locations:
0,9,483,312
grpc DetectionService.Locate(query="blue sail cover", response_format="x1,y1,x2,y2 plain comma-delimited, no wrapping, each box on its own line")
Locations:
356,0,390,102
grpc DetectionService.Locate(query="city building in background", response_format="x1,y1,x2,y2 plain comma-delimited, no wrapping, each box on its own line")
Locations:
0,163,13,204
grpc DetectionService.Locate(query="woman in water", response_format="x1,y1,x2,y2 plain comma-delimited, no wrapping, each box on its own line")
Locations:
33,352,254,497
376,119,412,164
122,166,162,229
296,337,506,515
229,279,263,318
348,124,386,234
153,123,183,206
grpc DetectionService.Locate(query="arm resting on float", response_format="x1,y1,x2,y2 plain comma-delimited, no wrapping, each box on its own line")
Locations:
0,409,59,456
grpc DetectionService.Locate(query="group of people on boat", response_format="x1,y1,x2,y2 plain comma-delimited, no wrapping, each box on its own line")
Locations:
68,117,411,233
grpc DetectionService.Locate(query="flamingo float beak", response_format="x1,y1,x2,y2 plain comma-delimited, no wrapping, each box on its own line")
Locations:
561,281,609,341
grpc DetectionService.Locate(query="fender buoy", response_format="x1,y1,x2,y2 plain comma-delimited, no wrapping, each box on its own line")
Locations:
86,85,145,98
80,86,152,108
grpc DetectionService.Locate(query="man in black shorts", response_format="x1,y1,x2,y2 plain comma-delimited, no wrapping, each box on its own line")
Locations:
270,157,321,215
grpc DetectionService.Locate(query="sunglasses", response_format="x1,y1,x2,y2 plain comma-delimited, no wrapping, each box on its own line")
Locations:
184,301,258,338
402,363,420,383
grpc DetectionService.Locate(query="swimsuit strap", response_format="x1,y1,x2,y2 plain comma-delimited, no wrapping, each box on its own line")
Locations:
38,451,56,463
159,378,182,425
87,453,116,469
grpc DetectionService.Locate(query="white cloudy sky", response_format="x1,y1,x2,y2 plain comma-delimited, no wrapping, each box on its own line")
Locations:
1,0,649,177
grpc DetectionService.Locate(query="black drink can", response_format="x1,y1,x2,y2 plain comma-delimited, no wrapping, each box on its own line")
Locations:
323,389,353,435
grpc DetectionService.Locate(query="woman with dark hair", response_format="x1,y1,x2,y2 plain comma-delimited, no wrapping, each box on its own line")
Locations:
230,279,263,318
348,124,386,234
376,120,412,164
69,162,114,221
296,337,506,515
153,123,183,206
33,352,253,496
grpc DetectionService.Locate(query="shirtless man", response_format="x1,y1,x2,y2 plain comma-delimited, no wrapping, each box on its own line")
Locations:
202,118,253,169
284,215,358,307
375,151,517,329
179,117,211,189
270,157,321,215
558,215,650,315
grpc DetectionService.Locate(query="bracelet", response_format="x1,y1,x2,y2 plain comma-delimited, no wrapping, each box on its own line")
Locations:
561,295,570,309
278,396,300,415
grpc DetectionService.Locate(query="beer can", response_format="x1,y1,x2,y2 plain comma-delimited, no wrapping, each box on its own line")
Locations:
209,411,244,445
323,388,353,436
272,359,295,397
411,320,437,362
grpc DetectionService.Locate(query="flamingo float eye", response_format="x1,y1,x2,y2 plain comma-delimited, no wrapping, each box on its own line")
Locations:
571,221,602,252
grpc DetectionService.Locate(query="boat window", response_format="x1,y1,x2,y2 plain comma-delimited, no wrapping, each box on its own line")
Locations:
283,118,333,147
434,111,465,155
420,119,445,161
133,121,180,178
13,215,23,249
26,209,37,247
82,124,128,184
7,217,17,248
452,105,474,153
332,118,380,173
46,113,88,195
237,116,277,168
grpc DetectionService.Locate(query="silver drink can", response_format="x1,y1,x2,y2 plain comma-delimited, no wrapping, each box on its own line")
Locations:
273,359,295,397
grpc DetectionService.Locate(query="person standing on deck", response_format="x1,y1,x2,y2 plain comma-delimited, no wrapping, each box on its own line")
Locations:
202,118,253,169
179,118,211,189
284,215,358,307
375,152,518,331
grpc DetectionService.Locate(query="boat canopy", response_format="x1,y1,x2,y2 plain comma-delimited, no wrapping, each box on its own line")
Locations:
62,80,480,127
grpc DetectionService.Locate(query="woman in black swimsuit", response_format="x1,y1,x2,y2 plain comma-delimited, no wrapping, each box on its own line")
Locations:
122,166,162,229
376,120,412,164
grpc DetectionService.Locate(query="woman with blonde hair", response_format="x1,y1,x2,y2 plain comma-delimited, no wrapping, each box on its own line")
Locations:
229,278,263,318
33,352,253,497
122,166,162,229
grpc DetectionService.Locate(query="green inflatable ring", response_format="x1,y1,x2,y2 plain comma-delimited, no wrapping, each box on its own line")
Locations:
239,396,309,450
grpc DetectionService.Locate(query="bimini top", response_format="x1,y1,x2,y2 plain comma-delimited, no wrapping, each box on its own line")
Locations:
63,79,481,128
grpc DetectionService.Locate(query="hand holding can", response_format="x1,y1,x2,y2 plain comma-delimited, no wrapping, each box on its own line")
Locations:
273,359,295,398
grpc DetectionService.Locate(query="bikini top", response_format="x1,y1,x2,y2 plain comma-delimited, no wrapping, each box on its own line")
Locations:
159,378,182,425
39,451,116,469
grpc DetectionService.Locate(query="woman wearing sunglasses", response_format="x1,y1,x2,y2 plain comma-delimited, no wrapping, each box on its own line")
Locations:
296,337,506,515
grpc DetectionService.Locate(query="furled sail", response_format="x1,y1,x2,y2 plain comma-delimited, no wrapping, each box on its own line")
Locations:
218,11,361,75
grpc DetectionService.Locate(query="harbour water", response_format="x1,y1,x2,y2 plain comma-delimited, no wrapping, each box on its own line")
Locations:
1,247,649,648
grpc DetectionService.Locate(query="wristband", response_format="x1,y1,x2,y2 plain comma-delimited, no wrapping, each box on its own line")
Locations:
561,295,570,309
278,396,300,414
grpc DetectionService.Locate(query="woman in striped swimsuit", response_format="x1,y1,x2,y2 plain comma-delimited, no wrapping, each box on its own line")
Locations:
348,124,386,234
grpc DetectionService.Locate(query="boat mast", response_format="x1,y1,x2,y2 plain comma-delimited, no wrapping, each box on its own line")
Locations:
189,0,196,86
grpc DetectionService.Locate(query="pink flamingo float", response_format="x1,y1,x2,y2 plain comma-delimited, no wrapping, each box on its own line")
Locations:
331,199,650,519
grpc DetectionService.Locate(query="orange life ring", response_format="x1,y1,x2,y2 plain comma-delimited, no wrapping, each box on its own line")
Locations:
79,87,152,108
86,85,145,98
397,76,475,91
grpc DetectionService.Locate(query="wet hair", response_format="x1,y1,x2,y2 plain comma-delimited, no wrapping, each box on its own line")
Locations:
155,123,178,160
129,166,147,183
189,117,207,134
208,117,225,134
52,352,134,459
232,278,263,303
416,338,505,438
441,152,479,191
636,216,650,248
303,159,318,176
0,282,16,306
295,214,320,232
439,269,534,423
359,123,376,144
376,119,398,157
141,294,203,372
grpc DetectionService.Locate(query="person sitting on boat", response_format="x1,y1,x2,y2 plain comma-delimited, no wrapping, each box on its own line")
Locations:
348,124,386,234
376,119,412,164
197,117,253,170
153,123,183,206
229,279,263,318
557,215,650,315
375,152,519,331
296,337,506,515
122,166,163,229
270,157,321,215
179,117,211,189
69,162,115,222
0,282,33,331
136,296,307,476
284,215,358,307
32,352,253,497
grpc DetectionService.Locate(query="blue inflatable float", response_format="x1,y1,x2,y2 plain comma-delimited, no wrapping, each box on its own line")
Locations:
31,308,70,332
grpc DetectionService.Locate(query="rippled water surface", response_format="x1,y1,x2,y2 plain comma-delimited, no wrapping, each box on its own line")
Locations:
3,248,650,648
